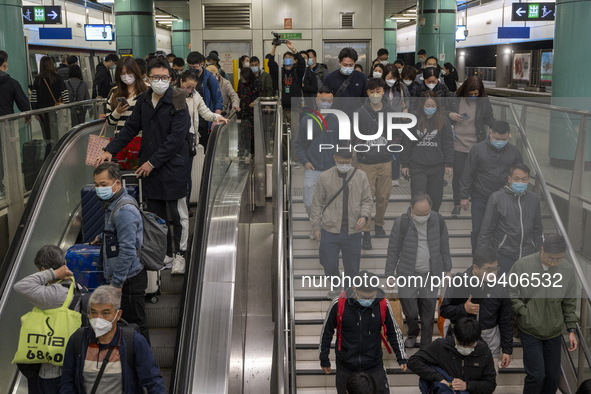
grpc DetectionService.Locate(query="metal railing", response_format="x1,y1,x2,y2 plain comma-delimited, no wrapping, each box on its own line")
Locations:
0,99,106,243
465,66,497,83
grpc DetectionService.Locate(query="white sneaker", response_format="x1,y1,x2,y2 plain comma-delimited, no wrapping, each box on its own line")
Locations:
171,253,186,275
163,255,175,269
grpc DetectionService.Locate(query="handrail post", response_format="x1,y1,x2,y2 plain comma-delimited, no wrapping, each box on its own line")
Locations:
567,115,587,251
1,120,25,242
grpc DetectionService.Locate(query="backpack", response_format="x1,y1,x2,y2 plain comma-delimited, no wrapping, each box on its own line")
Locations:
110,198,167,271
335,291,393,354
62,281,91,327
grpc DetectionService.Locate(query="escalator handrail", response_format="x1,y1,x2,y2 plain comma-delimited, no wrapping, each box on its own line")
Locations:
171,113,237,393
0,99,106,121
0,120,104,308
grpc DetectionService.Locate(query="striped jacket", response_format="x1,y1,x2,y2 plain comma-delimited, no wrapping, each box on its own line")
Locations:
31,76,69,109
106,91,145,132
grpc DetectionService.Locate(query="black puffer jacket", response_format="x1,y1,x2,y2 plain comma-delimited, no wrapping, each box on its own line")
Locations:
319,288,407,372
385,209,452,277
478,186,543,259
460,140,523,200
408,336,497,394
0,71,30,115
439,267,513,355
450,97,496,143
105,87,191,201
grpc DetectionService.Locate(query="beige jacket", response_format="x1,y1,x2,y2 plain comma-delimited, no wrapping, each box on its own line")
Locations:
311,167,373,235
186,90,220,135
218,77,240,111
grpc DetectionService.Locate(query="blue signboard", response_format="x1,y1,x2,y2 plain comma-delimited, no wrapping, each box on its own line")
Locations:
498,27,530,39
39,27,73,40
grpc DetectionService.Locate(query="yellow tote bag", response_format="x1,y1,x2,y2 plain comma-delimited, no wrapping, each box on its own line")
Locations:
12,279,82,366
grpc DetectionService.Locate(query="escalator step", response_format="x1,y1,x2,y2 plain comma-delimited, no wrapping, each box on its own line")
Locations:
160,269,185,294
145,294,181,329
150,328,177,369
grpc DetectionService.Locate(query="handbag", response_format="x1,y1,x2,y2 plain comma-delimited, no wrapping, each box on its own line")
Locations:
12,279,82,366
112,136,142,170
86,121,110,166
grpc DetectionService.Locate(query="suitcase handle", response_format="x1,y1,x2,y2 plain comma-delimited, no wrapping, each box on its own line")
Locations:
121,173,144,208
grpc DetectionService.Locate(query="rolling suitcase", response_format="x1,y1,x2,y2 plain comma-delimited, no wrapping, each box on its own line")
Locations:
146,271,161,304
65,244,105,291
22,140,54,191
80,176,139,243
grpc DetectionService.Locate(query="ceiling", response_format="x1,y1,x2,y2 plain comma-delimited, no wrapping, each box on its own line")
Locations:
154,0,191,20
385,0,418,17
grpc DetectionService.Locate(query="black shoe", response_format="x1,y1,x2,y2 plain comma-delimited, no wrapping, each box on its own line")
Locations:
374,225,387,238
362,232,373,250
452,205,461,217
404,336,418,348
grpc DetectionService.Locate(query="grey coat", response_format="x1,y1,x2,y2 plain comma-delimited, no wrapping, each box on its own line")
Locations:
385,209,452,277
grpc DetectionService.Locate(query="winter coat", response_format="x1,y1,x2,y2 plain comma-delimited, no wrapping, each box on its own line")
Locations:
0,71,30,115
92,63,113,98
295,112,339,171
105,87,191,200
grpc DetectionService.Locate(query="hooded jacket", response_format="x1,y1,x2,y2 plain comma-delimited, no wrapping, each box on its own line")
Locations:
105,87,191,201
407,336,497,394
385,208,452,277
460,140,523,200
92,63,113,99
0,71,30,115
478,186,543,259
194,68,223,112
439,267,513,355
319,288,407,372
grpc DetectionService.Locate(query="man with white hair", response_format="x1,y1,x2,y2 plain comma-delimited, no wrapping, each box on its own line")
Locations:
60,286,165,393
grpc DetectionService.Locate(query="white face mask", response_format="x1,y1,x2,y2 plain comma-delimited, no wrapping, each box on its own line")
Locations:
412,212,430,224
380,60,388,66
151,80,170,96
121,74,135,86
386,79,396,87
169,62,173,68
89,313,118,338
243,61,250,68
372,71,383,79
426,83,437,90
369,93,383,104
455,344,475,356
403,79,413,86
336,163,352,173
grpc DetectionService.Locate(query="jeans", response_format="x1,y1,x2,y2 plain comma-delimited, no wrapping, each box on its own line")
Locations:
520,331,562,394
122,269,149,343
452,151,469,205
398,273,439,349
319,229,362,278
302,169,322,218
470,197,489,253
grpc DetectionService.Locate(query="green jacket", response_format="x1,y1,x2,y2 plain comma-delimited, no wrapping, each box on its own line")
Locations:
257,71,274,97
508,253,578,340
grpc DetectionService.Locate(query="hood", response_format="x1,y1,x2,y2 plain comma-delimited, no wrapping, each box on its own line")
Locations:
0,70,10,84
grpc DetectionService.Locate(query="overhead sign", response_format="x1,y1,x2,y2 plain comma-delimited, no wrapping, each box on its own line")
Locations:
511,3,555,21
39,28,72,40
284,18,292,29
498,26,531,39
84,24,114,41
118,49,133,57
22,6,62,25
280,33,302,40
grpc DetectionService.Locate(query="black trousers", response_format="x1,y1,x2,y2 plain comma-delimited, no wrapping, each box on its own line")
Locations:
121,269,149,343
198,116,210,149
335,363,389,394
147,198,182,256
520,331,562,394
409,163,445,212
452,151,469,205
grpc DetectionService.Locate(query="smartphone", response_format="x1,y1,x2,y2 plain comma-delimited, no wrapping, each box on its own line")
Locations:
462,113,470,120
117,97,129,106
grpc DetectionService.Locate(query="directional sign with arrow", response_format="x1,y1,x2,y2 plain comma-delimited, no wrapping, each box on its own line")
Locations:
512,3,555,21
22,6,62,25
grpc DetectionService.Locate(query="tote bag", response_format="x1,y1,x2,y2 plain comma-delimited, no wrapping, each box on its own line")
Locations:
85,121,110,166
12,279,82,366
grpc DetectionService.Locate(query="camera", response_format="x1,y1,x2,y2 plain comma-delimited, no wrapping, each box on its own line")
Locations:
433,24,440,31
271,31,287,46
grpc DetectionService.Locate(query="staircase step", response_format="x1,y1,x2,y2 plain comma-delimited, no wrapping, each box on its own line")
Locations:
291,256,474,271
292,217,473,232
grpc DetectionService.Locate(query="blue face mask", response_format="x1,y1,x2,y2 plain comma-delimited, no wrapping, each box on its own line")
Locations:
250,66,259,73
468,96,479,102
283,58,294,67
424,107,437,116
511,182,528,194
95,185,115,200
317,101,332,110
341,66,354,75
491,139,508,149
358,298,374,308
307,58,314,67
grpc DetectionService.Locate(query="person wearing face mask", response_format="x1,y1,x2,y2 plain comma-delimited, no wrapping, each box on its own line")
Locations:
449,76,495,217
370,63,385,80
95,60,192,276
306,49,328,90
417,66,453,100
385,194,452,349
61,286,165,393
295,87,339,235
376,48,389,66
353,78,398,249
206,65,240,113
408,317,497,394
478,163,543,274
249,56,274,97
414,49,428,72
299,51,319,107
319,271,407,394
400,92,454,212
88,163,150,339
13,245,89,394
92,53,119,99
239,55,251,70
237,67,262,153
508,234,578,394
460,120,523,253
323,47,368,114
393,59,405,75
106,57,149,133
440,247,513,373
310,149,373,286
442,62,459,92
400,65,421,99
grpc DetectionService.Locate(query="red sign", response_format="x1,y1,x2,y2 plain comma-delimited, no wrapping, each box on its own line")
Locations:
284,18,292,29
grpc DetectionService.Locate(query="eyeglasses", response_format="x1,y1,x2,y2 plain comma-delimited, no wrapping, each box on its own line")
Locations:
148,75,171,82
544,255,564,263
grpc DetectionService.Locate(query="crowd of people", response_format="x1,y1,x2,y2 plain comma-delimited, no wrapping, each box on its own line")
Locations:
0,43,587,394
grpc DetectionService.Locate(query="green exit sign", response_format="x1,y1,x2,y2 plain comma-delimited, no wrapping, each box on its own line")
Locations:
280,33,302,40
511,2,555,21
